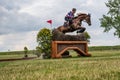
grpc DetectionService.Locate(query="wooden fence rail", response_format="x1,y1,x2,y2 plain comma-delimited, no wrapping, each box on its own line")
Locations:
51,41,91,58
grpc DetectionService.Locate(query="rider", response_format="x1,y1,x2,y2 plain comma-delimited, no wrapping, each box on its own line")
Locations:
64,8,76,27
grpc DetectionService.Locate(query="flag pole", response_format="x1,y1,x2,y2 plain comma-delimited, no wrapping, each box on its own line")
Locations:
50,23,52,30
46,20,53,35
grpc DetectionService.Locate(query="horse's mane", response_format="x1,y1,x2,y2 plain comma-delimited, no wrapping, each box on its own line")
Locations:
74,13,87,19
77,13,87,16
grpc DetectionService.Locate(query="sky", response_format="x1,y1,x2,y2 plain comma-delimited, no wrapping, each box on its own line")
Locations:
0,0,120,52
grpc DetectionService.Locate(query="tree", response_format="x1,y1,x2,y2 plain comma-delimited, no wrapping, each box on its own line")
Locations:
24,46,28,58
84,31,91,43
77,31,91,42
35,46,42,57
37,28,52,58
100,0,120,38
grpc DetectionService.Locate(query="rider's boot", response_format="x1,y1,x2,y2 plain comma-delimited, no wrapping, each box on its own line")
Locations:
63,22,69,27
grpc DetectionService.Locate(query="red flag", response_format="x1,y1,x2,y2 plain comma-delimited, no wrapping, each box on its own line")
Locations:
47,20,52,24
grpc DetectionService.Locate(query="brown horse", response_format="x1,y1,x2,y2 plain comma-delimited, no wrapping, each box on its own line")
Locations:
57,13,91,33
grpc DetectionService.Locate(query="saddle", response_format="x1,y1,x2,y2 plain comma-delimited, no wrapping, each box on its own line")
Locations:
63,22,75,32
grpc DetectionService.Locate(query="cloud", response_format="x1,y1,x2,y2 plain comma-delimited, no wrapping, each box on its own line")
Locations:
0,0,120,51
0,0,41,35
90,37,120,46
0,31,38,51
0,0,108,35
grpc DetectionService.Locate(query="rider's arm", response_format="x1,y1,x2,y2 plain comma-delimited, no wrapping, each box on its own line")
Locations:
66,11,73,18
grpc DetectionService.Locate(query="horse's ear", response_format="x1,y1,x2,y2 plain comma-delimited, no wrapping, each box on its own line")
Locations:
88,13,91,17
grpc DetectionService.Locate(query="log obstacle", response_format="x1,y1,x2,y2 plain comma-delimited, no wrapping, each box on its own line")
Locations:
51,41,91,58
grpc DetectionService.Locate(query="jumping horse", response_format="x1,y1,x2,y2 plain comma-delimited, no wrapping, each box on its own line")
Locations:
56,13,91,34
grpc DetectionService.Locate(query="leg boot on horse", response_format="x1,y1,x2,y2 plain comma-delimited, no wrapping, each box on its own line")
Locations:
77,27,86,33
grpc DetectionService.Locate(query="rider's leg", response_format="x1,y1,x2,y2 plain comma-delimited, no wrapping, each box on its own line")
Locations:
63,22,68,27
64,17,69,27
65,17,73,26
69,19,73,26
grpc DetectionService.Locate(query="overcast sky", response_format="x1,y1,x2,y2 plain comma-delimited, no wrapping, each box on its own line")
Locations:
0,0,120,52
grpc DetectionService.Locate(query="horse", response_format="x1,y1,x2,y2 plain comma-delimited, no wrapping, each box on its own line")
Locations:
56,13,91,34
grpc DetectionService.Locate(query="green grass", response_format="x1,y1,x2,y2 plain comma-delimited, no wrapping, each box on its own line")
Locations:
0,50,35,55
88,45,120,51
0,45,120,59
0,50,120,80
0,50,36,59
0,54,36,59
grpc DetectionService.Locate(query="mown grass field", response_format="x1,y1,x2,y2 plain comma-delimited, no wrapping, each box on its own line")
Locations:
0,49,120,80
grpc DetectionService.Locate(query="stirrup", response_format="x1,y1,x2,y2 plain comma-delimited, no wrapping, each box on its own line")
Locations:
64,22,68,27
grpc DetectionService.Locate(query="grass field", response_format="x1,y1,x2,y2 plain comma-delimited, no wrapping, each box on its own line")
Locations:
0,50,36,59
0,50,120,80
0,54,36,59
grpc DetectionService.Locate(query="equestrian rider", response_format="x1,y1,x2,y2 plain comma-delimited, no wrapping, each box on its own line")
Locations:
64,8,76,27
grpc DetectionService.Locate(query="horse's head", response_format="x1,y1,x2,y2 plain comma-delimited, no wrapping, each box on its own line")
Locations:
77,13,91,26
85,13,91,26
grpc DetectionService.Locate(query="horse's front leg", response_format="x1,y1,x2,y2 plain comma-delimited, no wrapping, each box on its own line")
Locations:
77,26,86,33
